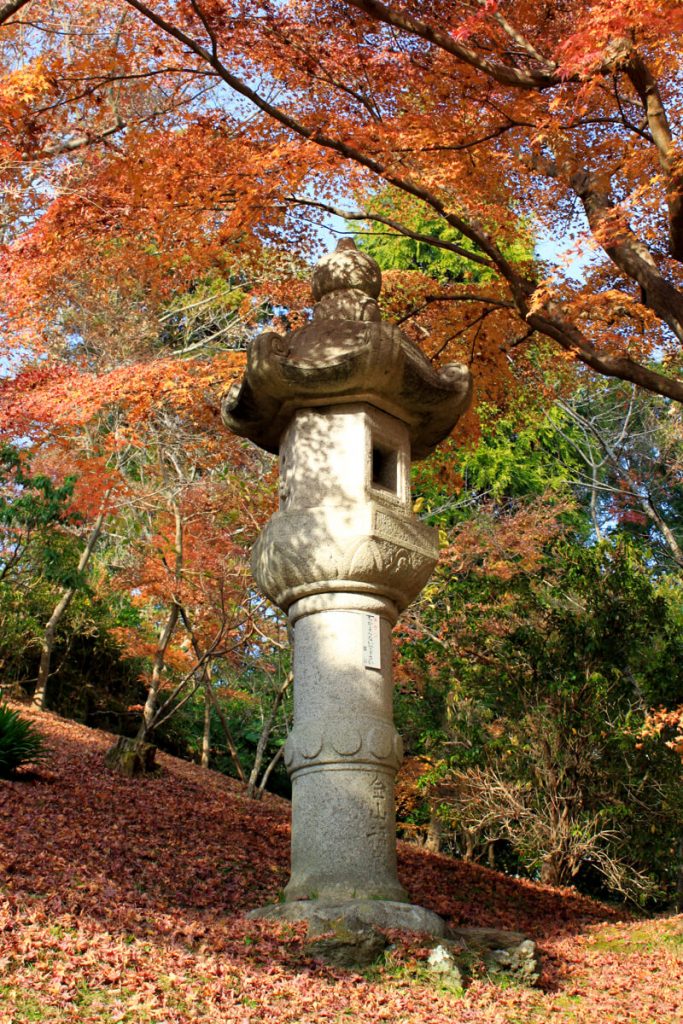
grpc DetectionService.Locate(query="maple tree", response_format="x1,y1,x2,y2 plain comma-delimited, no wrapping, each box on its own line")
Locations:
76,396,276,760
0,331,279,760
2,0,683,408
0,440,124,707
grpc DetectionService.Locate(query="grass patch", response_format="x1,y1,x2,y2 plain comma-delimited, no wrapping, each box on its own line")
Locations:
362,951,466,997
589,919,683,955
0,985,50,1023
68,982,152,1023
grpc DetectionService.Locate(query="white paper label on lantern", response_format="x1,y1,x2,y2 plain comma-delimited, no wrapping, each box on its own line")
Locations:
362,613,381,670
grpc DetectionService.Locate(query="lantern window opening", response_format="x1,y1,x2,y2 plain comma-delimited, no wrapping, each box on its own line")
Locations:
371,441,399,495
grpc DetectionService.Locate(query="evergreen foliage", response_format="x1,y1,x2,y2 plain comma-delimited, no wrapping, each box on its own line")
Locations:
0,703,47,777
399,408,683,904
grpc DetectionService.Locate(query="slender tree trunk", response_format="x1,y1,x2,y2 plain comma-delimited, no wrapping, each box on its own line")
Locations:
557,398,683,567
201,681,211,768
136,501,182,742
590,463,604,541
136,601,180,742
33,596,73,710
255,744,285,799
177,603,246,782
247,673,292,798
642,493,683,567
33,504,108,710
425,811,442,853
203,671,246,783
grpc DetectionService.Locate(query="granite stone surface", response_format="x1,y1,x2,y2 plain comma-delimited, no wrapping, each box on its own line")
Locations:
226,241,472,931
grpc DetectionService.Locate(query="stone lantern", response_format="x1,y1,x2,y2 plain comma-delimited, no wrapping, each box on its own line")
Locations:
223,240,472,934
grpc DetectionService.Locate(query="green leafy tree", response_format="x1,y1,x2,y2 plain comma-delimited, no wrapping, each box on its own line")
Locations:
398,409,683,903
352,192,501,284
0,444,79,690
553,381,683,571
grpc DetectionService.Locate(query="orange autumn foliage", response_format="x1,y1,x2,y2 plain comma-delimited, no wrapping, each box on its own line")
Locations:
0,0,682,418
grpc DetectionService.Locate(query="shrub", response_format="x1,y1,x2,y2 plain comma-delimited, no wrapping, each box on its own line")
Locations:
0,703,48,777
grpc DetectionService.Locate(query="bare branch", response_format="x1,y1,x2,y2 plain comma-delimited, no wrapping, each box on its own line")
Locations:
396,292,514,326
344,0,558,89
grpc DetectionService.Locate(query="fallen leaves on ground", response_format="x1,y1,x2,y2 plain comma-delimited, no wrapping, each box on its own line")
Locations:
0,706,681,1023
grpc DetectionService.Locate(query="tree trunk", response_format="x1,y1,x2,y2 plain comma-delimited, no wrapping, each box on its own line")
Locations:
105,735,157,777
177,603,246,783
33,598,71,710
255,744,285,798
425,810,442,853
540,853,566,888
246,672,292,799
642,493,683,568
203,676,246,782
557,398,683,567
136,600,180,743
136,501,182,743
201,683,211,768
0,1,33,29
33,504,108,710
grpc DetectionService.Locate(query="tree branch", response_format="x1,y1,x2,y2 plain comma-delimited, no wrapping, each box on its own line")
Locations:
0,0,32,28
288,195,494,270
570,169,683,344
121,0,524,291
396,292,514,326
189,0,218,60
625,54,683,262
527,308,683,403
117,0,683,404
344,0,558,89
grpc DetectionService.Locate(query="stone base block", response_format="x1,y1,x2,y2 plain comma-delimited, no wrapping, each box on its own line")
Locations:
284,757,405,901
247,898,449,938
248,902,541,984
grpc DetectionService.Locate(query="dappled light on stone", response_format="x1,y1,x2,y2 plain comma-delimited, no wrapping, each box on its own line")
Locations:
224,240,472,934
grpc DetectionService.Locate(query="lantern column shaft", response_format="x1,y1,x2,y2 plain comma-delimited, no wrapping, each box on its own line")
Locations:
284,593,407,903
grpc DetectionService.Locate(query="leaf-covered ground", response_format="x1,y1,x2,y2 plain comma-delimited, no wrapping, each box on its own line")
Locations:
1,707,681,1023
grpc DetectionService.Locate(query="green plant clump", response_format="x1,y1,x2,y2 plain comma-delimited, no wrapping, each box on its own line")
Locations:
0,703,48,778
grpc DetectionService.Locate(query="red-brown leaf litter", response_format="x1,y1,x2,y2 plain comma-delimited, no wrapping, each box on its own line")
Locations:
1,706,681,1023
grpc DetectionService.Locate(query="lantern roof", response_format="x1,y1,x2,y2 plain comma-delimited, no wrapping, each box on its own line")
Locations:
222,240,472,460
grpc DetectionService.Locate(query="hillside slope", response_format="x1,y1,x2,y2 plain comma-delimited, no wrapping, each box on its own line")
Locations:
1,706,681,1023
